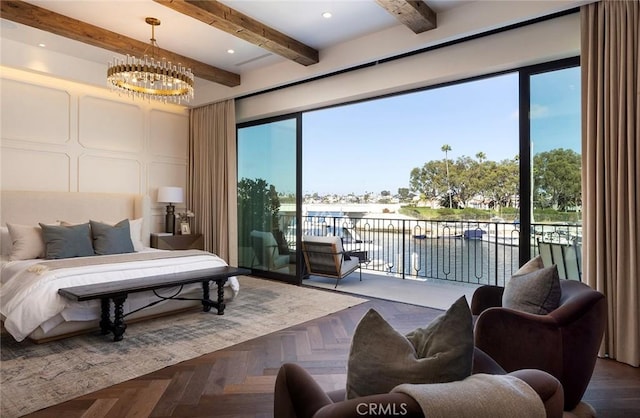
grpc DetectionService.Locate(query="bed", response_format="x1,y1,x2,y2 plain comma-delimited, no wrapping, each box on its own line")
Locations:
0,191,240,343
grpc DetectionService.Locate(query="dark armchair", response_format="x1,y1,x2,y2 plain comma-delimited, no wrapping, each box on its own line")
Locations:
472,279,606,411
274,348,564,418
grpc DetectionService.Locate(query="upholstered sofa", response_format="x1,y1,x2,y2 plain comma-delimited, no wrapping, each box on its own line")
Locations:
274,347,564,418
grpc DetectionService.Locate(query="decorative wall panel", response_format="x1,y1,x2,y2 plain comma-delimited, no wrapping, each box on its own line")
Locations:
79,96,144,153
149,110,189,158
148,161,187,194
1,148,69,191
1,70,190,234
0,80,70,144
78,155,141,194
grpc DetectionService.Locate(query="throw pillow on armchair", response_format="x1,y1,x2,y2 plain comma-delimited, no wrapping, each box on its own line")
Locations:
346,296,474,399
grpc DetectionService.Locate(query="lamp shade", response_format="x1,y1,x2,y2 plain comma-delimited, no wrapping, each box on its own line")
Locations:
157,186,184,203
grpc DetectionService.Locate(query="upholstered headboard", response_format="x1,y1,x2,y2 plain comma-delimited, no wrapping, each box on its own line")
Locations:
0,191,151,247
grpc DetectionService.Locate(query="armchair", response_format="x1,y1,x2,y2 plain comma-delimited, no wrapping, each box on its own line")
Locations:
274,348,564,418
301,235,361,288
472,279,606,411
249,230,290,272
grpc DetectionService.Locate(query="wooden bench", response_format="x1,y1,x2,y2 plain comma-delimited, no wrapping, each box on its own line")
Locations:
58,266,250,342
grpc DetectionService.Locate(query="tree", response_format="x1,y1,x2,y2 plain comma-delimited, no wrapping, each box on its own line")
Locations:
533,148,581,211
410,154,520,211
237,178,281,247
410,160,448,203
483,158,519,210
397,187,410,202
441,144,453,208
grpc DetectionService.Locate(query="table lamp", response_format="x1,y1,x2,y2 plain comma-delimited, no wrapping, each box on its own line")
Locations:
157,186,184,234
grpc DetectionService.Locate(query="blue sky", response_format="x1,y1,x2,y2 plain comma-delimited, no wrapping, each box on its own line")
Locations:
238,67,580,196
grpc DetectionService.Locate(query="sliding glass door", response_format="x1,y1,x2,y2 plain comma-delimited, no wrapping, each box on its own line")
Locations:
524,59,582,278
235,58,580,286
237,116,300,283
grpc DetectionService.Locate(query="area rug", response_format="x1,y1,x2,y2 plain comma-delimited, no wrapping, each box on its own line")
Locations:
0,276,366,417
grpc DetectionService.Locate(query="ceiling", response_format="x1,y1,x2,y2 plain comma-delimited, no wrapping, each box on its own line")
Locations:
0,0,587,106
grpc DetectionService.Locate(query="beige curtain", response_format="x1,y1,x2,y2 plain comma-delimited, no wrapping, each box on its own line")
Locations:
581,0,639,367
188,99,238,265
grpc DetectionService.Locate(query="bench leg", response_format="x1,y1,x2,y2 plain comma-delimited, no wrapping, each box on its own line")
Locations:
99,295,128,341
111,295,128,342
201,281,212,312
201,279,227,315
100,298,112,335
215,278,227,315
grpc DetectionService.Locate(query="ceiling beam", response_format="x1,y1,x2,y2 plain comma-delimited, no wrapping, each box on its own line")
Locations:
0,0,240,87
154,0,319,66
376,0,437,34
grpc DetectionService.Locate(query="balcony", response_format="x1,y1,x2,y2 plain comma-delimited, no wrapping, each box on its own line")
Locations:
285,214,582,288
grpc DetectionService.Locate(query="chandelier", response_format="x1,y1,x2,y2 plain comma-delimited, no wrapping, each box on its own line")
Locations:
107,17,194,104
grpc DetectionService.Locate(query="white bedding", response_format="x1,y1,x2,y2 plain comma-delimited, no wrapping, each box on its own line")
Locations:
0,248,240,342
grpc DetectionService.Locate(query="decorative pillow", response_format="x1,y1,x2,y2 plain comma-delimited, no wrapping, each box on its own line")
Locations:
502,265,561,315
346,296,473,399
6,223,45,260
39,223,94,259
128,218,144,251
514,255,545,275
1,226,13,256
61,218,145,251
90,219,134,255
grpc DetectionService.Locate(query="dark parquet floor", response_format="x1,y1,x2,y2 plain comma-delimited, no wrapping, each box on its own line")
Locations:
24,293,640,418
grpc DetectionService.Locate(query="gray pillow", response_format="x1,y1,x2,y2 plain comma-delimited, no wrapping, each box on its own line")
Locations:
502,265,561,314
346,296,473,399
514,255,545,275
39,223,94,259
90,219,134,255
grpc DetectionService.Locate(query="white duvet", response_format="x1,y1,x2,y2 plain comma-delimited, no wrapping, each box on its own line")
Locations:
0,249,240,342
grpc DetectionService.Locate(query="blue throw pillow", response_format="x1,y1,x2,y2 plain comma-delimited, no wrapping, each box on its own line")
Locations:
39,223,94,259
90,219,134,255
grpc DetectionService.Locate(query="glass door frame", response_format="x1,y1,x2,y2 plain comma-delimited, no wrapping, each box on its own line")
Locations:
236,113,303,284
518,56,580,266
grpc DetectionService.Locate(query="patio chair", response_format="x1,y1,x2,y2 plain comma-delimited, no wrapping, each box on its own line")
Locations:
301,235,361,288
250,230,291,272
537,239,582,281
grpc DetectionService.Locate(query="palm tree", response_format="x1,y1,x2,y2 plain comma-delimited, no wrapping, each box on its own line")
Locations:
441,144,452,208
475,151,486,163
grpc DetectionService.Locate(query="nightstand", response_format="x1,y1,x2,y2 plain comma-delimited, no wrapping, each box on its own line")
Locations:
151,233,204,250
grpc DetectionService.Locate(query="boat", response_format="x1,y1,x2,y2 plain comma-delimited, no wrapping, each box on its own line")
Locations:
463,229,486,240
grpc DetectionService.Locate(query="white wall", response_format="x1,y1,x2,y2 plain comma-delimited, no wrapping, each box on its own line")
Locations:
236,13,580,122
0,66,189,232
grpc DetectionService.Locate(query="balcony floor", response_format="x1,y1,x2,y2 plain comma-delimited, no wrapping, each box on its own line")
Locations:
303,270,482,310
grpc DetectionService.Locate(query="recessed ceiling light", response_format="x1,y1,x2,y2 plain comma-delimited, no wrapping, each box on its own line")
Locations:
227,49,235,54
38,43,46,47
322,12,332,19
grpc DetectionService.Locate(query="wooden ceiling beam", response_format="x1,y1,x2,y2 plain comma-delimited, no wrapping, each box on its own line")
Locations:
0,0,240,87
376,0,437,34
154,0,319,66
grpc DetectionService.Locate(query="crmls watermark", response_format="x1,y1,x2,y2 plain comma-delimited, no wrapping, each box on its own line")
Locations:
356,402,409,416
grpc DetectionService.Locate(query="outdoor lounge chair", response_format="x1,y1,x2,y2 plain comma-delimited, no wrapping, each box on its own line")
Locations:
250,230,291,272
301,235,361,288
537,239,582,281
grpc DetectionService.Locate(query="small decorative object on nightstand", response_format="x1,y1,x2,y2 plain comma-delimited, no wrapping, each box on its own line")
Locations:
151,233,204,250
177,210,195,235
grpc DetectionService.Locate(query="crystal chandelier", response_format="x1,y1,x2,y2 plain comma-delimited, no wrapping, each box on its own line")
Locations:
107,17,194,104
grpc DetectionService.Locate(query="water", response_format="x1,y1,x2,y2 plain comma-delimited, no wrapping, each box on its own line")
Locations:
356,233,520,287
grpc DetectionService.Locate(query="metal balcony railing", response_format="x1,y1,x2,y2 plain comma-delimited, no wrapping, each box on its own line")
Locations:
282,214,581,287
